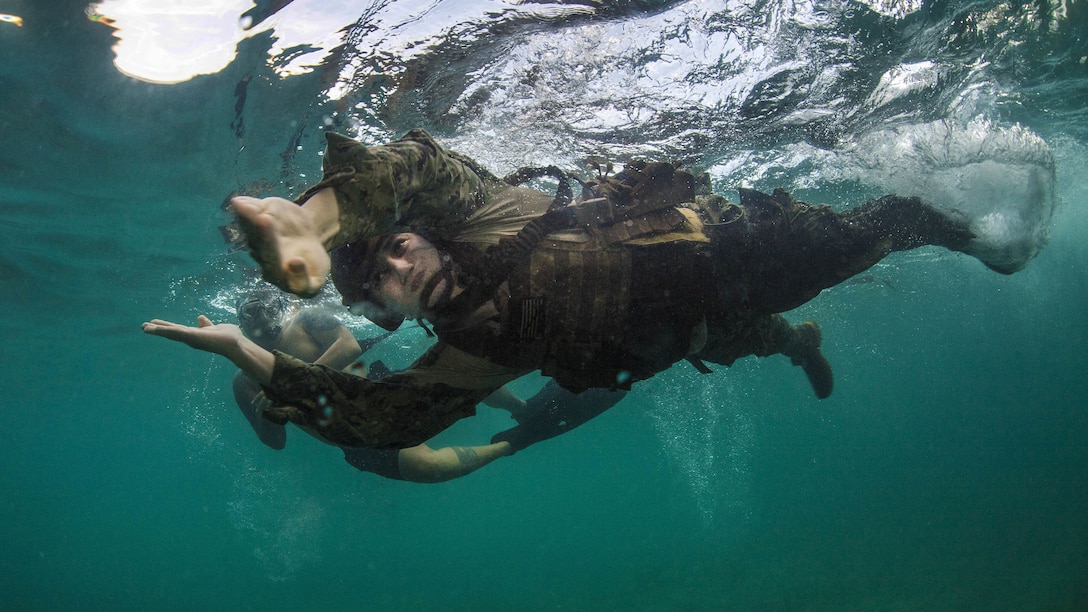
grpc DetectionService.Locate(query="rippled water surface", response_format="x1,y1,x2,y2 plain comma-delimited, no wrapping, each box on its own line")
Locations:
2,1,1087,609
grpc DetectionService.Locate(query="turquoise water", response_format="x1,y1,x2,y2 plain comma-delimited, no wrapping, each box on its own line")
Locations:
2,1,1087,610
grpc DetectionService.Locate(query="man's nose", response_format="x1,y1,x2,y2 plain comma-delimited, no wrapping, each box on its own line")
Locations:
390,258,413,282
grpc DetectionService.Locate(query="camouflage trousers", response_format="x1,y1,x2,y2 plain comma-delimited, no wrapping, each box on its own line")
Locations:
691,187,974,365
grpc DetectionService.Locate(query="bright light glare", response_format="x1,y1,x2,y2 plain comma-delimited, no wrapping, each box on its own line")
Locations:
90,0,359,84
92,0,257,84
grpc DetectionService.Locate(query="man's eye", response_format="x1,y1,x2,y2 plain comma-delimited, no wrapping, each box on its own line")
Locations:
392,238,408,256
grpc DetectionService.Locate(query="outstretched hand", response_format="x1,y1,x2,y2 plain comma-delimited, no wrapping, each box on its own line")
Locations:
231,196,331,298
143,315,276,384
142,315,245,357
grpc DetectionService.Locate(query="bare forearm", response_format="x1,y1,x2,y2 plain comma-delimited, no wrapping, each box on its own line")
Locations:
224,336,276,386
482,385,527,415
299,188,342,248
398,442,513,483
143,316,276,386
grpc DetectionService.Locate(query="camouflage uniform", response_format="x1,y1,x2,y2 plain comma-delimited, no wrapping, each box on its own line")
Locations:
263,131,973,449
265,130,551,448
296,129,554,251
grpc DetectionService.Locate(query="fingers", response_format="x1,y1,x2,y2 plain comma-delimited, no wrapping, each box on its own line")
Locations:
230,197,274,242
142,319,180,335
141,316,215,335
229,195,265,219
284,257,312,295
142,316,244,357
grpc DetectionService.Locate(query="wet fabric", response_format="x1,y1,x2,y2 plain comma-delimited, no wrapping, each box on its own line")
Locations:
264,338,531,449
299,129,553,250
698,188,974,315
341,446,402,480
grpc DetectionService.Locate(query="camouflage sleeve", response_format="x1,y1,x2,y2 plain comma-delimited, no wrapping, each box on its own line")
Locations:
297,129,490,249
261,342,524,449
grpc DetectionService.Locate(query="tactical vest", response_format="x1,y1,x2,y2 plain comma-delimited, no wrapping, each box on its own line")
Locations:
437,162,716,392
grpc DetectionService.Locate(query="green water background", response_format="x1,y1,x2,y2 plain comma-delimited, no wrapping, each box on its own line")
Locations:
2,3,1087,610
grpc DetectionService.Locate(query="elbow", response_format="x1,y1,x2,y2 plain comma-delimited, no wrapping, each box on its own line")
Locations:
345,337,363,361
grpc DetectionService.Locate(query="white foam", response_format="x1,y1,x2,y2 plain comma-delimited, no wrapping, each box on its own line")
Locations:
841,117,1056,272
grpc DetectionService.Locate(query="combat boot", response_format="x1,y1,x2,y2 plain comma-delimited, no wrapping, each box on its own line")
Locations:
786,321,834,399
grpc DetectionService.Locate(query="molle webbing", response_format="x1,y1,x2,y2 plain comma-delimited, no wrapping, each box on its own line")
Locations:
471,174,688,297
442,159,700,334
502,166,579,210
563,197,688,244
499,160,697,245
498,243,639,392
570,160,695,243
435,206,583,327
439,161,706,390
515,247,632,343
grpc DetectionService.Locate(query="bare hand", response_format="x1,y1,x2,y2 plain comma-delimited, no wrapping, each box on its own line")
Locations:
144,316,276,384
231,196,331,297
142,315,244,357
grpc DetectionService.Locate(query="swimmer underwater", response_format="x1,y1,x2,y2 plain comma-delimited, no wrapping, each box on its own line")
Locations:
143,129,1041,450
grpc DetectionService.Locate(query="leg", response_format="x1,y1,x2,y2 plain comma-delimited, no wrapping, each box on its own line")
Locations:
716,189,975,314
695,313,833,399
481,385,529,419
491,380,627,452
232,370,288,449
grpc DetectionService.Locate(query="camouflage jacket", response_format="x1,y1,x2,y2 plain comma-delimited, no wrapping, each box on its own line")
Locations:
264,130,716,449
298,129,554,250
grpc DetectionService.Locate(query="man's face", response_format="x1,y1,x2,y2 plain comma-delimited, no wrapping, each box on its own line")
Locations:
352,233,450,320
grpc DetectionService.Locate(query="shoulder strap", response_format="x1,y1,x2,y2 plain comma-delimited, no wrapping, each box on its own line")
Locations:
502,165,581,210
433,161,695,332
